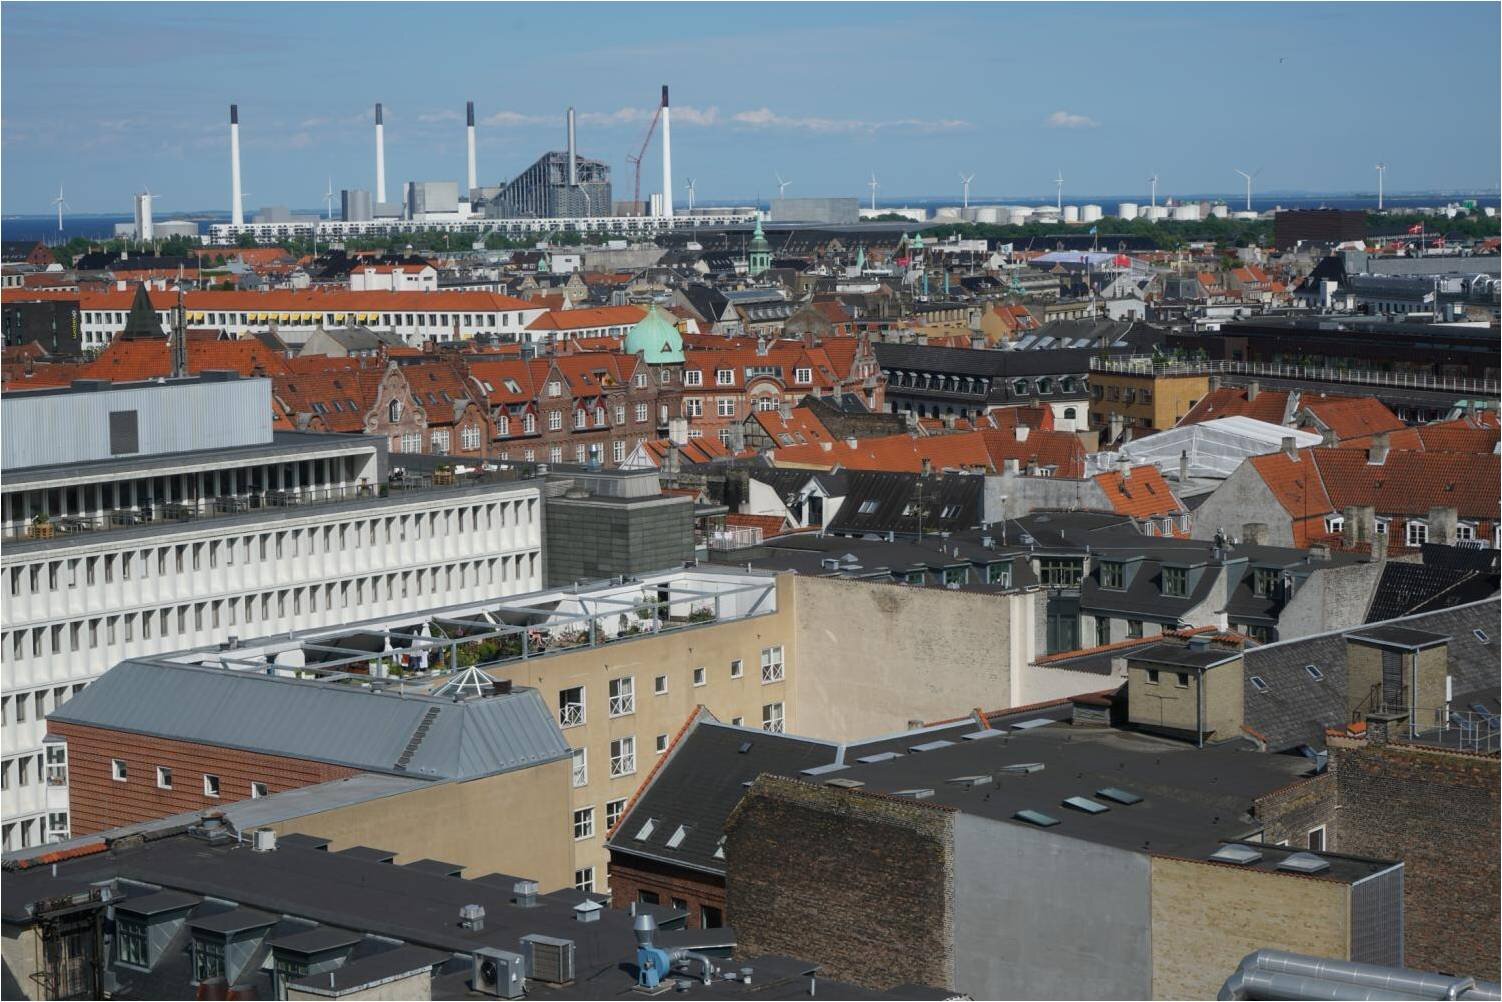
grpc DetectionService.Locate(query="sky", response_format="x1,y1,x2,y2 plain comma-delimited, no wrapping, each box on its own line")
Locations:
3,2,1499,214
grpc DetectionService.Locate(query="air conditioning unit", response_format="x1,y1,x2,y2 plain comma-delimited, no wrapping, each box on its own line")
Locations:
250,828,277,852
520,934,576,984
472,947,524,999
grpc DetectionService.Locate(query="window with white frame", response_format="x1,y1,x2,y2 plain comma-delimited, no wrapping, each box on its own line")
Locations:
156,766,172,789
430,430,451,453
609,676,635,717
634,372,648,388
684,370,702,386
571,747,588,787
614,405,626,424
461,425,481,451
559,686,585,727
549,445,563,464
548,381,562,398
1374,518,1389,535
574,867,595,891
755,397,778,412
684,398,703,417
251,782,267,799
762,702,785,733
523,413,537,434
548,410,564,431
111,759,127,782
634,403,648,423
692,667,706,687
497,415,510,436
606,797,628,830
612,440,625,464
574,410,587,429
203,774,220,797
717,397,736,417
573,807,595,840
760,645,785,683
610,736,636,777
716,368,734,386
653,674,668,694
656,734,669,753
730,659,743,679
1457,522,1476,541
795,367,812,384
1324,515,1344,534
1406,521,1428,546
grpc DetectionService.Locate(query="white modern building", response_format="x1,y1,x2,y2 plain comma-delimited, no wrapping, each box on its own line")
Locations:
0,375,545,850
347,263,439,292
76,289,546,350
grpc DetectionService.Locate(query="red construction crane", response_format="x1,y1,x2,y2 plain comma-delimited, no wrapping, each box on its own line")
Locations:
626,98,664,216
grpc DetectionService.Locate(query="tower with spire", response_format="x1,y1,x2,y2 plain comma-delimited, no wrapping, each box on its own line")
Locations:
747,217,772,278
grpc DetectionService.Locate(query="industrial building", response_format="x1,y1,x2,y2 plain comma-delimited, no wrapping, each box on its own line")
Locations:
770,197,861,225
486,150,611,219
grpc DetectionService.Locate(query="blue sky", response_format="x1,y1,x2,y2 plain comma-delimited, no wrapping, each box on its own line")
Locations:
4,2,1498,213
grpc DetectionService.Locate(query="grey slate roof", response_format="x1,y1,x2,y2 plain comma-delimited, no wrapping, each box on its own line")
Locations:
49,660,571,781
827,470,983,537
1242,599,1500,752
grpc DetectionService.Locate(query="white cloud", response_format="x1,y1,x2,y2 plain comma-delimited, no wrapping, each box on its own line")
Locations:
481,110,553,128
731,108,969,134
1046,110,1099,129
418,109,461,124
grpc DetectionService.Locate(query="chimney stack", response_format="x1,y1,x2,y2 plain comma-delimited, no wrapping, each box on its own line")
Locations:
1247,380,1260,402
1178,449,1190,485
659,85,673,219
1367,432,1390,466
1281,435,1298,460
1117,455,1131,480
229,104,243,227
566,107,578,189
466,100,477,195
375,103,386,205
1013,424,1030,442
1427,506,1458,547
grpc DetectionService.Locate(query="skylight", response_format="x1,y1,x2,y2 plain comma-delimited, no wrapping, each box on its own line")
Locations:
893,788,935,799
1062,796,1109,814
857,500,880,515
634,818,657,842
1277,853,1330,874
1209,844,1263,865
1003,762,1044,774
1304,664,1324,681
1014,810,1060,828
1250,676,1271,693
665,824,690,849
1475,629,1490,642
1096,787,1143,805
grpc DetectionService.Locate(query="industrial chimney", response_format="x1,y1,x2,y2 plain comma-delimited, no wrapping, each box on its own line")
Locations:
660,85,673,219
466,100,477,195
229,104,243,227
375,102,386,205
566,107,578,189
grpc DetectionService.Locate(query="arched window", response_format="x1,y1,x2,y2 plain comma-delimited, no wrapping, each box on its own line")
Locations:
1012,378,1029,396
388,399,402,422
1063,407,1077,421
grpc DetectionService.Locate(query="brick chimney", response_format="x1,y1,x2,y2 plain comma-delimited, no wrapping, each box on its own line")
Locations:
1427,506,1458,546
1367,432,1390,466
1342,506,1362,547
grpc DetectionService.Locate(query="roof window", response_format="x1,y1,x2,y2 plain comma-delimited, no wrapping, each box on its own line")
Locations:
1096,787,1143,805
1062,796,1110,814
1250,676,1271,693
1474,629,1489,642
634,818,657,842
1014,810,1060,828
665,824,690,849
1303,664,1324,681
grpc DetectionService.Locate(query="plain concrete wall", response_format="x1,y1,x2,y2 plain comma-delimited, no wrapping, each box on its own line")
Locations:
1190,462,1296,547
288,969,433,1001
983,472,1109,523
1,924,41,1002
787,575,1039,741
953,814,1152,999
1278,560,1387,639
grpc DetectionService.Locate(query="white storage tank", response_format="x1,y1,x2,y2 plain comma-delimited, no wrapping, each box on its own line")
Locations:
1006,208,1029,226
1117,202,1139,220
1231,210,1260,220
1210,203,1230,219
973,206,1002,224
1062,205,1080,223
1144,205,1170,221
1081,204,1102,223
1171,204,1200,221
934,206,962,220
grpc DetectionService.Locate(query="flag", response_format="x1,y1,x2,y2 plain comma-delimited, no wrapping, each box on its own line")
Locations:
1407,223,1424,235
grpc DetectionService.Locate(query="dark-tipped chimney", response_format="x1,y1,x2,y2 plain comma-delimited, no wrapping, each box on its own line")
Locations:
230,104,238,125
661,84,670,108
466,100,475,127
375,102,383,125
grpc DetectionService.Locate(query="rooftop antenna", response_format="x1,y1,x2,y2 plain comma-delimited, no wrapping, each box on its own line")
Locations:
867,171,879,212
51,183,69,233
323,177,335,220
1234,167,1261,213
775,172,791,198
1148,174,1159,208
959,172,975,210
1374,162,1387,211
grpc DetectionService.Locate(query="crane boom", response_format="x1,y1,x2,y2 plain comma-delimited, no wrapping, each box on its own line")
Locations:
625,102,663,215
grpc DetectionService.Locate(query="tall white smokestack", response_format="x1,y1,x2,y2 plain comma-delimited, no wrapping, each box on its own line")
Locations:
375,102,386,205
566,107,578,188
659,85,672,219
466,100,477,194
230,104,243,226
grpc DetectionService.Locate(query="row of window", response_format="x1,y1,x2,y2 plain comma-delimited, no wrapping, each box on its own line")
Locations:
0,812,69,852
110,759,266,800
556,650,783,729
4,554,532,669
83,310,518,330
6,500,531,604
0,684,85,728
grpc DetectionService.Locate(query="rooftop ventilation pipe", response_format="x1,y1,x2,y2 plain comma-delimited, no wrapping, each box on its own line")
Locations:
1218,950,1497,1001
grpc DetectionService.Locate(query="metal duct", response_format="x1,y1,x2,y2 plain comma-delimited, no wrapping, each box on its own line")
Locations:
1219,950,1499,1002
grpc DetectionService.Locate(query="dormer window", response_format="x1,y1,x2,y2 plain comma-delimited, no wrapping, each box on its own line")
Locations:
1162,566,1187,598
716,368,734,386
116,916,149,966
548,381,562,398
1099,561,1124,590
1252,567,1279,597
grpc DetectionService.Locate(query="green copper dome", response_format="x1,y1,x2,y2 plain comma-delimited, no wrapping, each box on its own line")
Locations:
624,305,685,364
749,216,771,252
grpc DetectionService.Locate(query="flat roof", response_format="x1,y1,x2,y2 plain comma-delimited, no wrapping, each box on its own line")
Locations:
1346,625,1454,651
1127,643,1243,670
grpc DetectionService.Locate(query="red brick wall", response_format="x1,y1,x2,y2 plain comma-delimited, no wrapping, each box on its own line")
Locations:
51,721,360,835
607,854,726,929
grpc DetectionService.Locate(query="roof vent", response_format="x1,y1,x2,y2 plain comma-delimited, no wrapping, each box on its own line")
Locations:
825,777,865,789
947,775,992,788
511,880,538,908
856,751,902,764
1209,844,1263,865
1003,762,1045,774
1277,852,1331,874
909,739,956,753
459,903,486,930
573,899,603,923
1014,809,1060,827
893,788,935,799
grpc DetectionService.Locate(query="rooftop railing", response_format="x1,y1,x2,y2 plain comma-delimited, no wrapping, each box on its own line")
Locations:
1089,355,1500,396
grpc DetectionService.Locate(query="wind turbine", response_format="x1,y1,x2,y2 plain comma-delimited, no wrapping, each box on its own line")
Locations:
685,177,696,213
1234,167,1262,212
867,172,879,212
1054,170,1064,212
51,184,69,233
323,177,335,220
959,172,975,210
775,172,791,198
1148,174,1159,208
1374,162,1387,211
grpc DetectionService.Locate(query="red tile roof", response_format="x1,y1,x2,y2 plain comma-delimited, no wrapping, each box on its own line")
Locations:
526,305,646,332
724,513,791,538
1178,386,1291,427
1092,465,1186,520
1297,396,1404,442
81,337,292,382
78,288,538,313
768,427,1084,476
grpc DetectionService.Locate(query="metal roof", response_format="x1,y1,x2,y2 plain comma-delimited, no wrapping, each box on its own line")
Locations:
49,660,571,781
